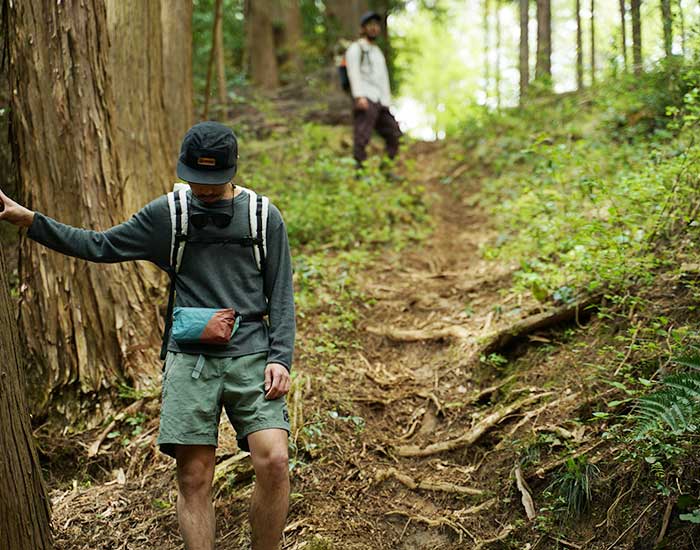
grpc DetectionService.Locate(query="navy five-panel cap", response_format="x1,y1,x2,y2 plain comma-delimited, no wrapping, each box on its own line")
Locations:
360,11,382,26
177,121,238,185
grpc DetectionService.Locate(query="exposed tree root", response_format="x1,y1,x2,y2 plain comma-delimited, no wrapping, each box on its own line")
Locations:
472,524,515,550
479,294,601,354
376,467,484,496
366,324,471,342
384,510,475,543
396,392,555,457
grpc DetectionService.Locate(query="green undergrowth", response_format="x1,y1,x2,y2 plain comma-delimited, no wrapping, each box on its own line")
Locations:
461,61,700,543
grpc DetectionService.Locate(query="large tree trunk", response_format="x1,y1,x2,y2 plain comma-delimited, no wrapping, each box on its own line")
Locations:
631,0,643,75
273,0,304,75
590,0,596,84
246,0,280,89
325,0,369,40
519,0,530,101
204,0,224,118
535,0,552,83
576,0,583,89
661,0,673,58
619,0,628,72
8,0,177,418
0,248,52,550
161,0,194,139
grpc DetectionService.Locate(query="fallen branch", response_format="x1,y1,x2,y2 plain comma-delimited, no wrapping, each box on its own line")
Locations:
366,324,471,343
479,294,601,355
605,500,656,550
656,497,675,545
376,467,484,496
87,399,144,458
396,392,554,457
514,464,536,520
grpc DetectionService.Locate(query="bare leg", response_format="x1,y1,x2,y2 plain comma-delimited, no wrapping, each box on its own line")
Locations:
175,445,216,550
248,429,290,550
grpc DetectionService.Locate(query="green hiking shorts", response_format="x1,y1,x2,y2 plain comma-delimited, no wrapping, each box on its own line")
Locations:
157,351,290,458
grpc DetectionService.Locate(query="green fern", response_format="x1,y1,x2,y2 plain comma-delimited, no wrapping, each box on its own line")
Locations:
634,357,700,437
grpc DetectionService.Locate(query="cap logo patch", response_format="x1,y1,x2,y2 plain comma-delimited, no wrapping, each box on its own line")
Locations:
197,157,216,167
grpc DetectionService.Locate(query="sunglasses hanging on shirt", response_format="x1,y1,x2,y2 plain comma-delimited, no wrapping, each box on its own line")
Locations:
189,198,234,229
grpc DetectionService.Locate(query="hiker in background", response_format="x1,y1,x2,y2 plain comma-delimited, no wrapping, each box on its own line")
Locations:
0,121,295,550
345,11,402,169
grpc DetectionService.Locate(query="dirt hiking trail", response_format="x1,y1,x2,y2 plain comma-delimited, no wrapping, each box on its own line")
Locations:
50,140,604,549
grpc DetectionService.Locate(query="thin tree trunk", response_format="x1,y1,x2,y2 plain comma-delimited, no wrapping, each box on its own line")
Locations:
495,0,502,109
483,0,491,102
619,0,628,72
631,0,642,75
536,0,552,82
161,0,194,140
661,0,673,58
215,0,227,105
246,0,279,89
0,248,52,550
273,0,304,74
678,0,686,55
203,0,223,118
519,0,530,101
590,0,596,84
9,0,175,417
576,0,584,89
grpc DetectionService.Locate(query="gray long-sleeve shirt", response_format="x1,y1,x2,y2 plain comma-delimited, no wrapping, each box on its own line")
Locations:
27,189,296,370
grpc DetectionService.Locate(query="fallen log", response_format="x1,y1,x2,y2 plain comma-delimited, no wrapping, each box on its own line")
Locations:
365,324,471,343
479,293,602,354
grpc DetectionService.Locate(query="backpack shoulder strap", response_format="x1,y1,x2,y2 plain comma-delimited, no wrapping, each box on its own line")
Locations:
238,186,269,272
167,183,190,272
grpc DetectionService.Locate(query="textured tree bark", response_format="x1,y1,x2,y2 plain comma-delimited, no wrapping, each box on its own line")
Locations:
661,0,673,58
576,0,584,89
519,0,530,101
535,0,552,82
246,0,280,88
161,0,194,138
631,0,643,75
619,0,628,72
590,0,596,84
0,246,52,550
8,0,179,418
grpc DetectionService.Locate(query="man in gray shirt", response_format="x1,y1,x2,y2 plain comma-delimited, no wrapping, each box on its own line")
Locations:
0,121,295,550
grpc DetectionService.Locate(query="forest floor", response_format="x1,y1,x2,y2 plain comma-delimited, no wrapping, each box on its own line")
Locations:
43,128,699,549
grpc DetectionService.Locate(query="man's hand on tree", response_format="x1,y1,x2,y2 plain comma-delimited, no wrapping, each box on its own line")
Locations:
264,362,291,400
0,188,34,228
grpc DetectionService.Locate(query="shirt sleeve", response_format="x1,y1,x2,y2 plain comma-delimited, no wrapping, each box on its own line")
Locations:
262,206,296,371
26,198,169,268
345,42,364,99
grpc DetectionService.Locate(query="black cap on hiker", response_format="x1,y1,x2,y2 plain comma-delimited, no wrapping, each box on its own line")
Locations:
177,121,238,185
360,11,382,27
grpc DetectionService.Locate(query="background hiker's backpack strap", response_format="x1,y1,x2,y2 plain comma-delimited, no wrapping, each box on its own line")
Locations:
238,186,269,273
161,184,190,360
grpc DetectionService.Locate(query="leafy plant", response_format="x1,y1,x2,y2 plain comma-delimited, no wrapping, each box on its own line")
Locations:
634,356,700,437
547,456,600,519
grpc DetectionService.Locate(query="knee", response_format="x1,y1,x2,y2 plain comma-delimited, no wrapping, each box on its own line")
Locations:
177,460,213,500
253,448,289,484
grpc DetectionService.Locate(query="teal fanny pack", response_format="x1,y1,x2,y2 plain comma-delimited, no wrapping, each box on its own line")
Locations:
171,307,240,345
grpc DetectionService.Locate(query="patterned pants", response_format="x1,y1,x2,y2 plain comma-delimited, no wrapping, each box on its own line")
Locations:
353,100,402,166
